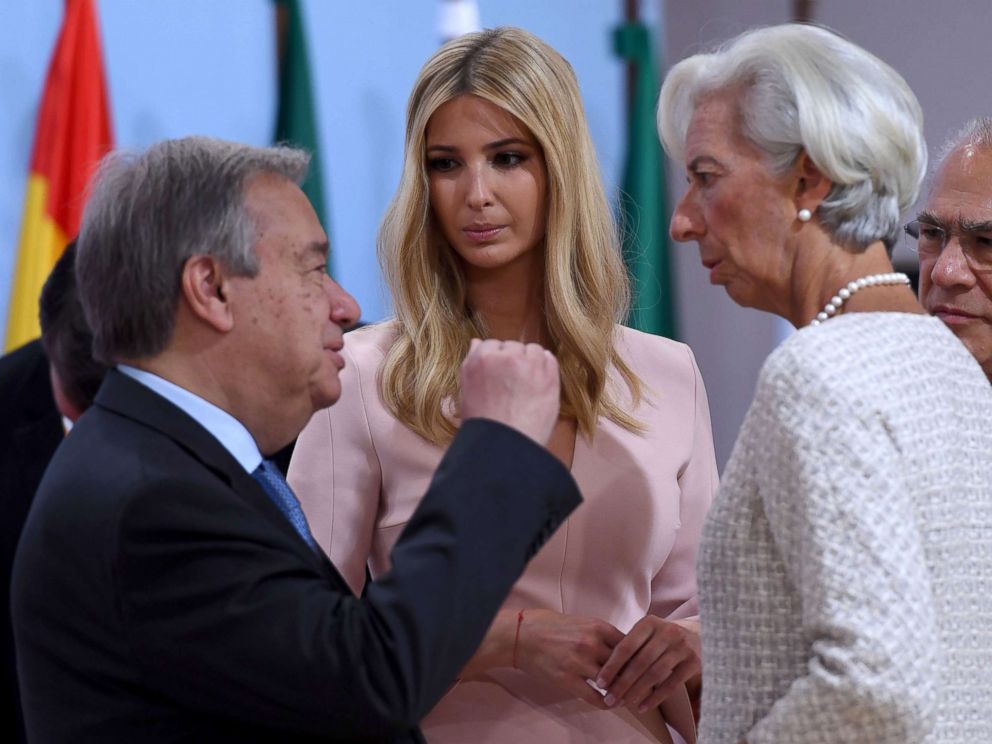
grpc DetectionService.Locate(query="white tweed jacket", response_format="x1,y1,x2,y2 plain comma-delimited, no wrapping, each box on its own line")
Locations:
697,313,992,744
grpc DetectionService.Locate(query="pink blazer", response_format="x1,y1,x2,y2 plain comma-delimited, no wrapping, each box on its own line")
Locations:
289,322,717,744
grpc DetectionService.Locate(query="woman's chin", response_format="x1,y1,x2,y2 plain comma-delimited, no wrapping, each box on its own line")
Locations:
723,281,774,315
720,279,748,307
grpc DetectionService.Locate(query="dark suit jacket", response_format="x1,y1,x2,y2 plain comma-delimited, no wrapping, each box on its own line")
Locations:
0,339,63,744
12,370,579,743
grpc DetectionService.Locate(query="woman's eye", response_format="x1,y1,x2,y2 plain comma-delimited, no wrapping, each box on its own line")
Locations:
428,158,457,172
494,152,525,167
695,171,714,186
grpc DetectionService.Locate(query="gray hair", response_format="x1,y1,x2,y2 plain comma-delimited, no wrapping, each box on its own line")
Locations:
934,117,992,173
76,136,309,364
658,23,927,251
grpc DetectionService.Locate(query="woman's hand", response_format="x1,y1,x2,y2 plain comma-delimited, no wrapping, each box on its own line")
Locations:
595,615,701,713
461,608,624,708
514,609,626,708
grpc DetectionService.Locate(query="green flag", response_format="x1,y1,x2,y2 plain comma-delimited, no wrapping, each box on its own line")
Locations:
274,0,329,265
614,21,676,338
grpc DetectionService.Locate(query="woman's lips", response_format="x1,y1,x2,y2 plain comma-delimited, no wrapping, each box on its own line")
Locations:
702,259,722,283
463,225,505,243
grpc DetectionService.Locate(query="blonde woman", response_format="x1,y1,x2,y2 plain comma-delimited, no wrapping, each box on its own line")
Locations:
289,27,716,744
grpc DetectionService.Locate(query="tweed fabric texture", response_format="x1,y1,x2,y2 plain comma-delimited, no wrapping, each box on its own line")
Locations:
697,313,992,744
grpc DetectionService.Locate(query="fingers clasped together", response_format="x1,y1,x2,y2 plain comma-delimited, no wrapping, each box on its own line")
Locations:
595,615,701,714
515,610,700,714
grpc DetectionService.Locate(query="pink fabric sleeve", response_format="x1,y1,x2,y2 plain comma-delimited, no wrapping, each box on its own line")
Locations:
288,343,381,596
649,345,717,620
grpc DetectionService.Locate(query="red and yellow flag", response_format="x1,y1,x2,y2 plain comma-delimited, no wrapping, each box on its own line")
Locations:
5,0,113,350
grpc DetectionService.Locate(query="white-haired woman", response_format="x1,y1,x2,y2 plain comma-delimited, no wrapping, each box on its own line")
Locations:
658,23,992,744
290,26,717,744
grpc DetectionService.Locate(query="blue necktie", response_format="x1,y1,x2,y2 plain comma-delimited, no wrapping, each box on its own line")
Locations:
251,459,317,551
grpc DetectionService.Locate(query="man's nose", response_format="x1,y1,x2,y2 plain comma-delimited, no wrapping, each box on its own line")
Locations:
930,238,977,289
325,276,362,329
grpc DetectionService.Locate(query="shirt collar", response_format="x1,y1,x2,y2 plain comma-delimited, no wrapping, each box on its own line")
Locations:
117,365,262,474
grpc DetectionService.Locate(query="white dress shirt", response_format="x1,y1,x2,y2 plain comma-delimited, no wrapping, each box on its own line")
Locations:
117,364,262,474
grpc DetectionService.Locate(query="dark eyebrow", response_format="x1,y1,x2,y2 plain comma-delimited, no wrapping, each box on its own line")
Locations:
916,211,992,234
426,137,534,154
483,138,532,150
959,217,992,233
915,210,947,228
306,240,329,262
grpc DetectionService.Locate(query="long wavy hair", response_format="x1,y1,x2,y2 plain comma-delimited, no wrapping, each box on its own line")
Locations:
378,26,642,446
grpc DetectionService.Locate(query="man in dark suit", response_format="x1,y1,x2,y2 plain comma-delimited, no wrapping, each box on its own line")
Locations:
0,339,61,744
1,241,109,743
11,137,580,743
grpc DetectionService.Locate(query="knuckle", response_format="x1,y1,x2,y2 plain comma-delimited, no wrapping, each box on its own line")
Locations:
655,680,677,699
572,637,594,657
652,667,673,685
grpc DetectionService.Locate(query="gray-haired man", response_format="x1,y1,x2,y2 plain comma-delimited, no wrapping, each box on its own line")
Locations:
11,137,579,743
912,118,992,381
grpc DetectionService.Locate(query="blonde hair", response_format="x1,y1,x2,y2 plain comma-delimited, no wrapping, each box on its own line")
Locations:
378,26,642,446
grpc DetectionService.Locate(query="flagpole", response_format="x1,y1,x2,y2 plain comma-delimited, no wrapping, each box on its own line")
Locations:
274,2,288,75
792,0,818,22
624,0,637,115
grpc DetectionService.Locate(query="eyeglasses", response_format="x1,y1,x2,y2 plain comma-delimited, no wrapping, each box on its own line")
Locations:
904,219,992,271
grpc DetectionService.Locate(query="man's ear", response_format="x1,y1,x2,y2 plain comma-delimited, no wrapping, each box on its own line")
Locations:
794,150,833,213
180,255,235,333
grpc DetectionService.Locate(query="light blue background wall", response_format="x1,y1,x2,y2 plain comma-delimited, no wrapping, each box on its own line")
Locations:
10,1,973,470
1,0,652,325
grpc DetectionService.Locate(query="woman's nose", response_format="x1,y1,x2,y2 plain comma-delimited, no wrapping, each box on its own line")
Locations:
670,192,703,243
465,166,495,210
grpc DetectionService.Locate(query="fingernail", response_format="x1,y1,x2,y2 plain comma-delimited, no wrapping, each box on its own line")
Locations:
638,703,649,713
595,677,606,689
604,694,616,708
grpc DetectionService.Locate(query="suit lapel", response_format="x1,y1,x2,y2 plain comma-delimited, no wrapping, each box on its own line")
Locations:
94,370,341,579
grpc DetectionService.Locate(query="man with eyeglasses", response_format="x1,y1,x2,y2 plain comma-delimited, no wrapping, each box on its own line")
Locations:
907,117,992,381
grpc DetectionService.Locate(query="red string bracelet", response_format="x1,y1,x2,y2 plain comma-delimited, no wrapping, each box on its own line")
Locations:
512,609,525,669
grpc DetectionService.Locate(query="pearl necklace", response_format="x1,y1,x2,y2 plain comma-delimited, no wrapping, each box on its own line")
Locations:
809,272,911,327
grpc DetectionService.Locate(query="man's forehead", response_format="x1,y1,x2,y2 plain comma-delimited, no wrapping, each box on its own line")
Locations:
928,145,992,214
245,174,325,241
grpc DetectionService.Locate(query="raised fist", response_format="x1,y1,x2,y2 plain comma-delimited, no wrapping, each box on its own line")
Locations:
459,339,560,446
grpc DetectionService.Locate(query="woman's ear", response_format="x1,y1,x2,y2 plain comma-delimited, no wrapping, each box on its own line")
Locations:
794,150,833,213
180,255,235,333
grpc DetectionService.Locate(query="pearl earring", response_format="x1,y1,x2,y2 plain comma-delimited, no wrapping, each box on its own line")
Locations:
797,208,812,223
